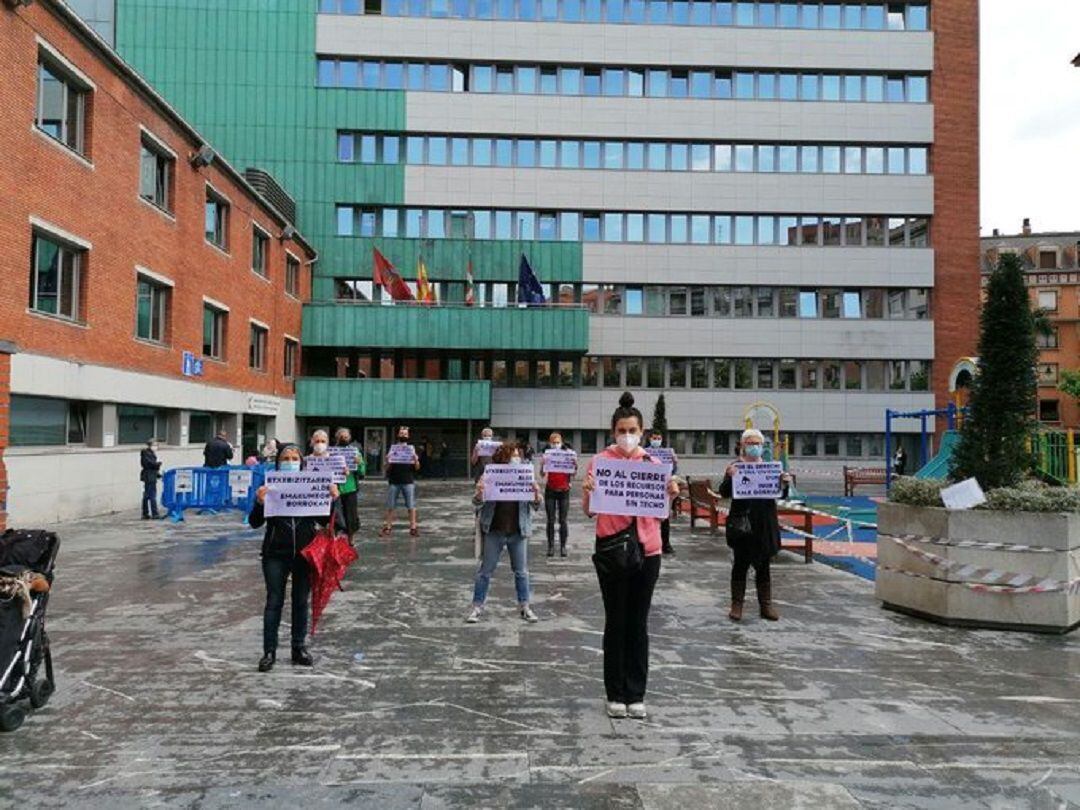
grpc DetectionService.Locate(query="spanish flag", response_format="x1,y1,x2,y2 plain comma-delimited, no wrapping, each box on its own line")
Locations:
417,257,436,305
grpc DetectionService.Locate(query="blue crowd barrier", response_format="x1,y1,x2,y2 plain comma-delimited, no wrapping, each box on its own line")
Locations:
161,465,265,523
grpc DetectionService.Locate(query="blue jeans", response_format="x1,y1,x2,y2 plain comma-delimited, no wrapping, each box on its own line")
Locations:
386,483,417,509
472,532,530,607
142,479,159,517
262,556,310,654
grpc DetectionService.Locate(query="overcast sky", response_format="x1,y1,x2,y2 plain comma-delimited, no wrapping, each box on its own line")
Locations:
981,2,1080,235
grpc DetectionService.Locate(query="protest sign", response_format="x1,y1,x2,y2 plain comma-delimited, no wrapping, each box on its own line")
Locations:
264,471,334,517
328,445,359,471
647,447,676,466
305,453,348,484
731,462,784,499
474,439,502,457
228,469,253,497
940,477,987,510
542,448,578,474
482,463,537,502
589,457,671,518
386,443,417,465
174,468,194,494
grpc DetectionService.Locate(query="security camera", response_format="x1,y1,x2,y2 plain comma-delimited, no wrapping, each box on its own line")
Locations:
190,144,215,168
280,224,296,241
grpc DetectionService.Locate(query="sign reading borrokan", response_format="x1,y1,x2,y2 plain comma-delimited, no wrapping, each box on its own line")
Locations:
731,462,784,499
386,444,417,465
482,464,536,502
264,471,334,517
542,448,578,474
589,457,672,518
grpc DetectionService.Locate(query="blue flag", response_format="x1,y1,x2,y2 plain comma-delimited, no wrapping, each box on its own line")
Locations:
517,255,546,305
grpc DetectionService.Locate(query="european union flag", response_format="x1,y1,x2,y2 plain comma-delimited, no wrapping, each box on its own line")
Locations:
517,255,547,306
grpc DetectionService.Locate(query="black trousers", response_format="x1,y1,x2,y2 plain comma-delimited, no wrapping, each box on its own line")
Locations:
544,489,570,547
660,518,671,548
731,548,771,588
262,556,311,654
595,553,661,704
141,479,159,517
339,490,359,536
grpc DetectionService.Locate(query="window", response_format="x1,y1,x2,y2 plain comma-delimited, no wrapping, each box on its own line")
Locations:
249,322,268,371
10,396,85,447
285,255,301,297
1039,399,1061,423
136,275,169,343
139,135,173,211
1037,327,1059,350
1038,290,1058,312
30,231,82,321
202,304,227,359
251,227,270,277
1039,249,1058,270
36,55,88,154
1038,363,1059,387
205,188,230,250
118,405,165,445
284,338,299,378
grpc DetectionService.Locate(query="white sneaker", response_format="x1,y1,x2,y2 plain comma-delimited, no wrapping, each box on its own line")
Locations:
520,605,539,623
606,701,628,719
465,607,482,624
627,702,647,720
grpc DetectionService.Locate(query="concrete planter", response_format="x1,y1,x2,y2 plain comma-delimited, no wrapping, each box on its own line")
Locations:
876,501,1080,634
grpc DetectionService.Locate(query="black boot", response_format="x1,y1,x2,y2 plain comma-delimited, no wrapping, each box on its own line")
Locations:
258,651,276,672
560,543,567,558
547,540,555,557
662,540,675,556
291,646,314,666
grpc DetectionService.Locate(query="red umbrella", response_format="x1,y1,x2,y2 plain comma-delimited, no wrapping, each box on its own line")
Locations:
301,516,358,635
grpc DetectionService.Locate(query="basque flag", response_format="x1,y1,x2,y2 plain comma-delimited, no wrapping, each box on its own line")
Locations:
516,254,546,306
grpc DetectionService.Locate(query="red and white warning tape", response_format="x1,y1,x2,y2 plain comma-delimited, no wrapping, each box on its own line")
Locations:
878,564,1080,595
881,532,1057,554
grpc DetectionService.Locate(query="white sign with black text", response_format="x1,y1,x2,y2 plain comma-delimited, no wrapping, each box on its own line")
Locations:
731,462,785,499
542,448,578,475
264,471,334,517
482,464,537,502
305,453,348,484
589,457,672,518
386,444,418,465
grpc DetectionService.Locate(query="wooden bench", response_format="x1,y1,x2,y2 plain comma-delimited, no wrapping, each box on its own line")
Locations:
778,507,814,563
687,477,722,534
843,465,888,497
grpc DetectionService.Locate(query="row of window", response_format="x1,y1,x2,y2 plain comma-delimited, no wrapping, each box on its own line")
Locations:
336,207,930,247
29,231,299,375
338,132,931,176
316,59,930,103
319,0,929,32
336,279,930,320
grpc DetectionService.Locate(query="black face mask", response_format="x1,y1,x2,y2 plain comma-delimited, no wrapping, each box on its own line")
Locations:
398,435,408,442
337,438,350,446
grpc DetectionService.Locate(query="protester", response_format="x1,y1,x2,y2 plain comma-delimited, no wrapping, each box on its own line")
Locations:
471,427,497,481
648,431,678,556
203,430,233,468
245,455,259,467
335,427,361,543
539,431,574,558
139,438,163,520
381,425,421,537
582,392,679,720
261,439,279,463
249,443,339,672
466,442,542,624
715,428,793,622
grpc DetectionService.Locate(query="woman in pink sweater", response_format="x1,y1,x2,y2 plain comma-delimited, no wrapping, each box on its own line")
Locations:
582,392,679,721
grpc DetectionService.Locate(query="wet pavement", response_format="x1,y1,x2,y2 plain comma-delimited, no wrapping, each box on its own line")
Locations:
1,479,1078,808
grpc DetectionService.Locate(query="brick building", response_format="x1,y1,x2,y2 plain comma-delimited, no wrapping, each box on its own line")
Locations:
982,221,1080,429
0,0,317,525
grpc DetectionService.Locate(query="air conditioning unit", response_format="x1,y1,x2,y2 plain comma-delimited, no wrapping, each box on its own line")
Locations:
190,144,215,168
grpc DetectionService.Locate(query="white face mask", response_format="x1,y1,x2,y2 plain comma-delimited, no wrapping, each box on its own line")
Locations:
616,433,641,452
312,441,328,454
650,439,662,448
510,456,524,465
550,442,562,450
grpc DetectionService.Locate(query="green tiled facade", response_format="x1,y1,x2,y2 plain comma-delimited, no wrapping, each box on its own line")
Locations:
296,379,491,420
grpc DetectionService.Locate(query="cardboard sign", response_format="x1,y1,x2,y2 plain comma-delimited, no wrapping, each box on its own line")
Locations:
305,453,348,484
386,443,417,465
328,445,360,471
228,469,253,497
941,477,987,510
482,464,537,502
474,439,502,457
647,447,676,466
542,448,578,474
174,468,194,494
589,457,672,518
264,471,334,517
732,462,784,499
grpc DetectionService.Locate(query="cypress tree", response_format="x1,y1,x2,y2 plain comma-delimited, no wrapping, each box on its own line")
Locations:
950,253,1038,489
651,394,669,438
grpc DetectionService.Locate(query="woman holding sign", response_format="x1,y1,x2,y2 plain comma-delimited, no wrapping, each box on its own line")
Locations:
540,431,575,558
582,393,679,721
249,443,339,672
466,442,542,624
717,428,792,622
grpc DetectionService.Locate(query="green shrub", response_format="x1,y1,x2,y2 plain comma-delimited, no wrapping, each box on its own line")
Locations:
889,476,1080,513
889,476,948,507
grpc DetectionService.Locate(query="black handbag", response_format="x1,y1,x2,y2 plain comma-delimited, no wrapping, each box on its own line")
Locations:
592,518,644,577
725,511,753,543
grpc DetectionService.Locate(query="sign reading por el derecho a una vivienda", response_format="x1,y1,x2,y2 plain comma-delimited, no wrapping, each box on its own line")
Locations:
264,471,334,517
305,453,348,483
542,448,578,474
589,457,672,518
482,463,536,502
386,443,417,465
328,445,359,471
731,462,784,499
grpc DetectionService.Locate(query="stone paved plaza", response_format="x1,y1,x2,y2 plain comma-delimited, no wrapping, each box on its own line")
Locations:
1,480,1078,808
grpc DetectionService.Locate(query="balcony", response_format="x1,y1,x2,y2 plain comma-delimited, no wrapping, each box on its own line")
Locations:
302,302,589,353
296,378,491,420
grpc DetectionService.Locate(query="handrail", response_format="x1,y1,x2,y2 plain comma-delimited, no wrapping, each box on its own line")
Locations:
308,300,589,311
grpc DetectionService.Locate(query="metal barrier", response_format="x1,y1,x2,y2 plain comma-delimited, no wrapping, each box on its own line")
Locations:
1032,429,1076,486
161,465,264,522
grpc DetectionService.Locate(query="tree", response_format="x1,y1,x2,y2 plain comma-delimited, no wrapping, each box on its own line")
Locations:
651,394,668,438
951,253,1038,489
1059,369,1080,403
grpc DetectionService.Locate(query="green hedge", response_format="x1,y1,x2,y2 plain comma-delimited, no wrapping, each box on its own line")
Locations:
889,477,1080,513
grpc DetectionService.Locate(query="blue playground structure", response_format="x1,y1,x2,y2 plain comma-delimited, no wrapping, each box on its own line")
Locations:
884,402,967,490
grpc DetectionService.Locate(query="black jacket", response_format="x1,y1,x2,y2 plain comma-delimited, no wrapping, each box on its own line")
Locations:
203,437,234,468
719,473,790,559
140,449,162,483
249,500,329,560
